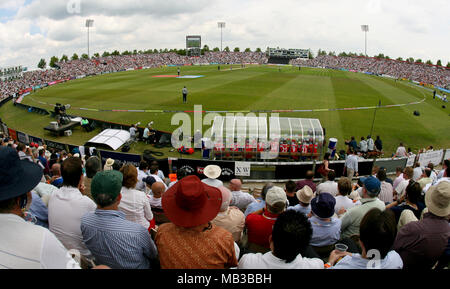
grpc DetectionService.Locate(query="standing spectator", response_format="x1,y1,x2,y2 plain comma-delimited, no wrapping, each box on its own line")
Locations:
285,180,299,206
309,193,341,247
377,169,394,204
316,170,338,196
81,171,158,269
393,181,450,269
48,157,97,259
386,180,425,223
229,179,256,211
245,186,288,250
344,149,359,178
129,124,138,142
335,177,358,217
327,209,402,269
0,147,80,269
296,170,317,193
340,176,385,239
212,186,245,243
288,185,314,216
345,137,358,153
201,165,223,187
156,175,238,269
245,183,274,217
238,210,324,269
118,164,154,231
375,136,383,152
37,149,49,175
83,156,102,200
393,143,407,158
359,137,368,155
367,135,375,152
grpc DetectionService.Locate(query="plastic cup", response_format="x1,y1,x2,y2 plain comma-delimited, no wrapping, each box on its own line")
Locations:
335,243,348,252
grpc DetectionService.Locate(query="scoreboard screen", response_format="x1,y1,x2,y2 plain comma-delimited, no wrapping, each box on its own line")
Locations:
186,36,201,49
267,48,309,59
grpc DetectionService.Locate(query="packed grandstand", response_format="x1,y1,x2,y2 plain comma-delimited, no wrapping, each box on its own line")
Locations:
1,51,449,100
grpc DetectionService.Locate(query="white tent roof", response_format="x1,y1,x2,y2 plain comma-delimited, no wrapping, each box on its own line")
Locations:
86,129,131,151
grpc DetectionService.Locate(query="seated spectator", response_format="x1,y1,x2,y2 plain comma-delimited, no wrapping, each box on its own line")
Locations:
148,166,167,190
393,181,450,269
296,170,317,193
48,157,96,259
393,166,404,190
150,160,165,181
316,170,338,196
309,193,341,247
418,168,433,189
83,156,102,200
0,147,80,269
340,176,385,239
212,186,245,243
201,165,224,188
50,163,63,188
335,177,358,217
238,210,324,269
244,183,273,217
136,161,150,192
437,159,449,180
386,180,425,223
288,185,314,216
428,163,438,183
81,171,158,269
229,179,256,211
377,169,394,204
245,186,287,249
149,182,165,210
412,162,422,181
17,143,33,162
285,180,299,206
327,208,402,269
103,158,114,171
118,164,154,231
156,175,237,269
29,191,49,228
395,167,413,201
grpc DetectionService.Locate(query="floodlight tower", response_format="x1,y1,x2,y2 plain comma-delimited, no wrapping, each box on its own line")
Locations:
86,19,94,58
361,25,369,56
218,22,226,52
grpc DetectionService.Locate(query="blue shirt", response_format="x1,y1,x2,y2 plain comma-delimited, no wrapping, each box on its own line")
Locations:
287,204,311,216
244,200,266,217
81,209,158,269
309,216,341,247
331,251,403,269
29,192,49,228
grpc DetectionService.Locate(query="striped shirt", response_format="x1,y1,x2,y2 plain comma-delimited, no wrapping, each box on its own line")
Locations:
81,210,157,269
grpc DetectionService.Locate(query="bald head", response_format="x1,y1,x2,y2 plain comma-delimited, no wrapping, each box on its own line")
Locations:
51,163,61,176
218,186,232,212
229,179,242,192
151,182,166,198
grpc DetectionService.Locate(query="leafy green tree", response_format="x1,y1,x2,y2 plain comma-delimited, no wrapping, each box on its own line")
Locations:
425,60,433,65
436,60,442,66
71,53,79,60
244,48,251,52
255,48,262,52
153,49,158,53
407,57,414,63
415,59,422,63
396,57,403,61
338,52,348,57
111,50,120,56
60,55,69,62
203,45,210,52
102,51,110,57
49,56,59,68
213,47,220,52
447,62,450,68
224,46,230,52
93,53,100,58
81,54,89,59
234,47,240,52
37,58,46,69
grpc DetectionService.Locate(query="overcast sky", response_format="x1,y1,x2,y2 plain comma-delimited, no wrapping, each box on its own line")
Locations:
0,0,449,69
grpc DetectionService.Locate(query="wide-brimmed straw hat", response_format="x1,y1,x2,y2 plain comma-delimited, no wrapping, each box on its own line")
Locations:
203,165,222,179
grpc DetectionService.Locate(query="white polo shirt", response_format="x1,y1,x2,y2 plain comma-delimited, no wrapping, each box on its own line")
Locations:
238,251,324,269
316,181,338,196
0,214,80,269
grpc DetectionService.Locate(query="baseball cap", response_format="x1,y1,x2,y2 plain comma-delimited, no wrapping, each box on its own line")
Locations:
91,170,123,202
266,186,288,206
361,176,381,195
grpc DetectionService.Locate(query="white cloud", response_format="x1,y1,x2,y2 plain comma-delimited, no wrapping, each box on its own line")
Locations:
0,0,449,69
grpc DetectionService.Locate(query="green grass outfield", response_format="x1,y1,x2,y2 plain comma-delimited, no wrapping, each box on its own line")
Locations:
1,64,449,157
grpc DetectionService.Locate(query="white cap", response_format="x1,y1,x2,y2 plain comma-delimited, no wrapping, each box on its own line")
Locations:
266,186,287,206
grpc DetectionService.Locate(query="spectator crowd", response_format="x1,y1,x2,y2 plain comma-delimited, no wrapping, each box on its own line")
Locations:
1,136,449,270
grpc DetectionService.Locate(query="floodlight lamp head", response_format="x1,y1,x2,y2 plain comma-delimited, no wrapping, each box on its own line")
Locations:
361,25,369,32
218,22,226,28
86,19,94,28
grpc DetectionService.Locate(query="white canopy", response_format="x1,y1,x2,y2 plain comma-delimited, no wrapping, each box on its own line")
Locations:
85,129,131,151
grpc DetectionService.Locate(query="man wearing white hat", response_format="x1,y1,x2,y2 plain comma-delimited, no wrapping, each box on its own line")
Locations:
393,181,450,269
202,165,223,188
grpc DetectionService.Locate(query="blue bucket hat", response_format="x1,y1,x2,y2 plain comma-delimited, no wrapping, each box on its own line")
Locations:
0,147,43,201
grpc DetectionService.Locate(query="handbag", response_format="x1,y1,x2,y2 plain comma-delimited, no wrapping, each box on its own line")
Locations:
317,164,327,176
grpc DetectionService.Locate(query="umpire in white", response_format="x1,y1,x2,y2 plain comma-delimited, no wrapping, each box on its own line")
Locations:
182,86,188,104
